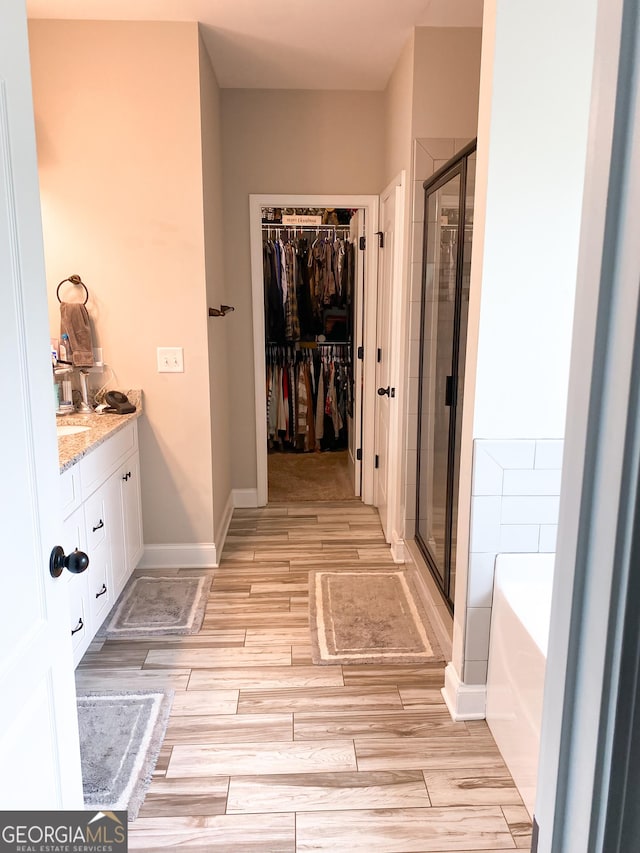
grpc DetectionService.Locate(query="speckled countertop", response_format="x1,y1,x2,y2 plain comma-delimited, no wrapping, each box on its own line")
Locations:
57,390,143,473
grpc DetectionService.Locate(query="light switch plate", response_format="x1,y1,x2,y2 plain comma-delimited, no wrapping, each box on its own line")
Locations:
157,346,184,373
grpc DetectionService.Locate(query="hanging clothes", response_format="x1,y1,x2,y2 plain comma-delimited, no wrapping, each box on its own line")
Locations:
266,344,351,453
263,214,357,457
264,241,285,342
264,230,355,344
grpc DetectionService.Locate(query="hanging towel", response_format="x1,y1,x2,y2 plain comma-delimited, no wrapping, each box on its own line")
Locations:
60,302,95,368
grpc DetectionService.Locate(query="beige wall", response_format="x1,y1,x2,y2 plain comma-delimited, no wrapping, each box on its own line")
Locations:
384,34,415,186
412,28,482,141
221,89,385,489
29,20,217,546
198,32,232,538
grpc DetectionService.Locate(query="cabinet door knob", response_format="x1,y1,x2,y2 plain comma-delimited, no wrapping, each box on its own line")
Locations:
71,618,84,636
92,519,104,532
50,546,90,578
95,583,107,599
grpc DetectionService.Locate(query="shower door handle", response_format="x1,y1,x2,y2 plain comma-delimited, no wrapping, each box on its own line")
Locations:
445,376,456,407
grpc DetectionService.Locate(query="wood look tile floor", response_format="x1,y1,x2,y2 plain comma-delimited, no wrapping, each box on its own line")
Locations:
77,500,532,852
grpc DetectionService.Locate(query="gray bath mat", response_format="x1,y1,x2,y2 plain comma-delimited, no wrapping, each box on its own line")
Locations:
104,574,212,637
77,690,173,821
309,569,444,664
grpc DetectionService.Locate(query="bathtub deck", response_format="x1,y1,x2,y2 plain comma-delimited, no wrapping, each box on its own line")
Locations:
78,501,533,851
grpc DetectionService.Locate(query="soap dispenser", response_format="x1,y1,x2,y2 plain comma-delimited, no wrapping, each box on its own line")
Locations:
59,333,71,364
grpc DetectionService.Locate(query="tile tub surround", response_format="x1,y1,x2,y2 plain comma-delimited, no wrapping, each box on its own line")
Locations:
57,390,142,471
463,439,562,685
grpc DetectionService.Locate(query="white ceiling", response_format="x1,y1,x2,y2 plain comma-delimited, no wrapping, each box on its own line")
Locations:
25,0,483,90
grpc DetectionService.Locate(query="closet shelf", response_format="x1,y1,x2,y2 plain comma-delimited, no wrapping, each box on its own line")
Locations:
267,340,351,347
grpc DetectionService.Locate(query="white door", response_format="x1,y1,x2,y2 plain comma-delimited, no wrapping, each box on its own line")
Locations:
0,1,83,808
373,186,397,540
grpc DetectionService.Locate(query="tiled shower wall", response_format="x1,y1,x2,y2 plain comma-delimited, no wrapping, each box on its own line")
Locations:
464,438,563,684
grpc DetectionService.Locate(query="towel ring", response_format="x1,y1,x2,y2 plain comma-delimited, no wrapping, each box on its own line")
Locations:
57,274,89,305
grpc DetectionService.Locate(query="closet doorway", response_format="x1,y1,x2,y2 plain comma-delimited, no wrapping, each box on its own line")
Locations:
415,142,476,610
250,195,379,507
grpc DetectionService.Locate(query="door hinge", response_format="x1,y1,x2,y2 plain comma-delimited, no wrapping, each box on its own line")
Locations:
359,235,366,251
375,454,380,469
375,230,384,248
357,345,364,360
356,448,362,461
377,348,382,363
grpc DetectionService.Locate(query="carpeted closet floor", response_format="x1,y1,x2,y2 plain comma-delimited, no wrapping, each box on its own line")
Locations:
268,450,356,502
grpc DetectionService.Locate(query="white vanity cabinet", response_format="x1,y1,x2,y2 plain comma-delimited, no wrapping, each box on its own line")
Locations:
60,504,89,658
59,420,143,665
118,450,144,574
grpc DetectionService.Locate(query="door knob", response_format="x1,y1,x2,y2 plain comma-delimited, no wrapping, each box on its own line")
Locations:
377,386,395,397
50,546,90,578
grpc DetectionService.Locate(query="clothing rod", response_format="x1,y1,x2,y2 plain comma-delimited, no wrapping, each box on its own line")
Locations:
262,223,351,229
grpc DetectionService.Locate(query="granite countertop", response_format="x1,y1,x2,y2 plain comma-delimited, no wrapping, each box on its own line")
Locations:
57,390,143,473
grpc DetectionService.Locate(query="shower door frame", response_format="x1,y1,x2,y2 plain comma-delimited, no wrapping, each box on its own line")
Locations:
415,141,476,612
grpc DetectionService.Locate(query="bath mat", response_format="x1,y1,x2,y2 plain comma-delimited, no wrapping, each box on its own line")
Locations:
309,569,444,664
104,574,212,638
77,690,173,821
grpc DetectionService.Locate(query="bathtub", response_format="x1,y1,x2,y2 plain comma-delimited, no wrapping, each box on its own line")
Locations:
486,553,555,818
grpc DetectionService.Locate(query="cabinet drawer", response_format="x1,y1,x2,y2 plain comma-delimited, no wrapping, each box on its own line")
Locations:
61,504,87,557
81,421,136,498
60,464,82,520
84,487,108,551
67,574,88,660
87,542,112,626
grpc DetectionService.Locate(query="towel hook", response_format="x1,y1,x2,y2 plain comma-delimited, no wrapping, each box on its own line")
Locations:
57,274,89,305
208,304,235,318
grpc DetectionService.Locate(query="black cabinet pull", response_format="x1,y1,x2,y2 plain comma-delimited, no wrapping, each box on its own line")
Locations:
122,471,132,482
92,519,104,532
71,618,84,636
95,584,107,599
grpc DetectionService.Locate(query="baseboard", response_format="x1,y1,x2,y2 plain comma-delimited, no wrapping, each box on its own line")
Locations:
217,491,234,559
441,662,487,721
138,543,218,570
232,488,259,508
391,533,407,564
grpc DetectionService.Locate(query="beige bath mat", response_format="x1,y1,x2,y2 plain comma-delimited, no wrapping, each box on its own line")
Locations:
104,574,212,638
309,569,443,664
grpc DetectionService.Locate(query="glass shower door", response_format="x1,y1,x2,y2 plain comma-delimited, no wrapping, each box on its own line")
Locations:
415,149,473,610
416,170,460,594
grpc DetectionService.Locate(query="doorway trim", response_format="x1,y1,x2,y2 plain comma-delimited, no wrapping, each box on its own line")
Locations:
249,194,380,507
374,173,407,556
